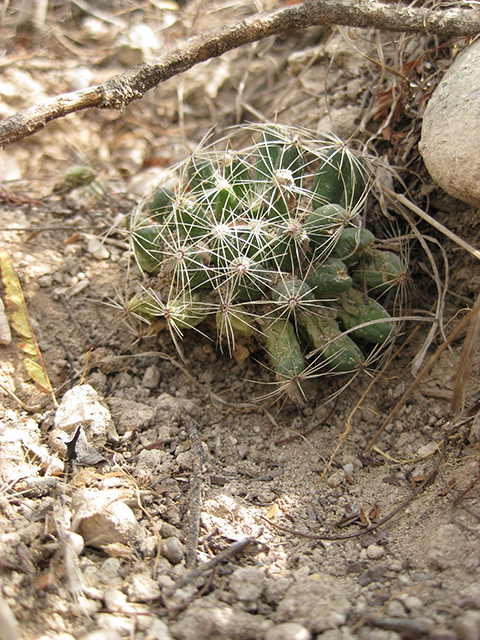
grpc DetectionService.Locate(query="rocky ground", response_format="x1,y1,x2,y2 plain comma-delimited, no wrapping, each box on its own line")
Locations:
1,2,480,640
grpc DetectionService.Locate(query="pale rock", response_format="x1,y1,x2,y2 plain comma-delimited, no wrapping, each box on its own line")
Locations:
107,397,156,434
55,384,118,446
168,602,272,640
161,537,184,565
142,364,161,389
71,488,138,549
420,39,480,207
428,524,480,571
145,618,173,640
265,622,311,640
366,544,385,560
452,611,480,640
274,573,351,634
87,237,110,260
127,573,161,602
229,566,266,603
0,298,12,345
0,595,18,640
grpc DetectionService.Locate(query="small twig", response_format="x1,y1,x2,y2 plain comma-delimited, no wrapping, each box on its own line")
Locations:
180,414,208,569
165,537,257,596
262,449,443,541
1,1,480,148
364,305,478,454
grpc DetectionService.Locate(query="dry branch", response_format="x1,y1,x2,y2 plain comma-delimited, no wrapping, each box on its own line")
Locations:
1,0,479,149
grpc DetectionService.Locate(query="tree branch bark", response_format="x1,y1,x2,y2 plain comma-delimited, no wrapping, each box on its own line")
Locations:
1,0,479,149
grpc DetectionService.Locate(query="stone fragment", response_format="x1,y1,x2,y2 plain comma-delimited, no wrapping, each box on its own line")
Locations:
419,39,480,207
55,384,118,446
366,544,385,560
229,566,266,603
265,622,311,640
169,602,272,640
127,573,161,603
0,298,12,345
87,236,110,260
452,611,480,640
0,595,18,640
142,364,161,389
107,398,156,434
161,537,184,565
428,524,480,571
155,393,201,423
274,573,351,634
71,488,138,549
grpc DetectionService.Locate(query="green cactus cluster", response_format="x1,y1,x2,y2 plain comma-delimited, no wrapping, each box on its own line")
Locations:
127,125,407,402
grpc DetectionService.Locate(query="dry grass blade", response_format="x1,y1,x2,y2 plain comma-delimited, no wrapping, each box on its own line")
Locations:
451,290,480,413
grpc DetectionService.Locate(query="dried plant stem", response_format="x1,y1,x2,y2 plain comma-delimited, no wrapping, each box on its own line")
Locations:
364,301,479,454
386,190,480,262
1,1,480,148
180,414,207,569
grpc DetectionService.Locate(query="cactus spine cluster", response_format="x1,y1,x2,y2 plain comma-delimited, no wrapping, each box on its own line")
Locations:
127,125,407,402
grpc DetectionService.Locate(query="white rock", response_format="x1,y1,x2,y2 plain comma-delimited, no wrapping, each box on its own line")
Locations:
142,364,161,389
229,566,265,603
87,237,110,260
127,573,161,603
366,544,385,560
0,595,18,640
452,611,480,640
0,298,12,345
265,622,311,640
420,39,480,207
274,573,351,634
55,384,118,446
71,488,138,549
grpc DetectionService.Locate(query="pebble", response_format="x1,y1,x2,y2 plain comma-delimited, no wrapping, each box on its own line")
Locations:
274,573,351,634
229,566,266,603
428,524,480,571
0,298,12,345
127,573,161,603
71,488,139,549
106,398,156,434
386,599,407,618
79,632,122,640
420,38,480,207
161,537,184,565
452,611,480,640
0,595,18,640
327,470,344,488
366,544,385,560
55,384,118,447
87,236,110,260
265,622,311,640
142,364,161,389
144,618,173,640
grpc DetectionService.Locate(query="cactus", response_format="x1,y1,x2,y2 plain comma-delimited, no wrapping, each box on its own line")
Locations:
126,125,406,402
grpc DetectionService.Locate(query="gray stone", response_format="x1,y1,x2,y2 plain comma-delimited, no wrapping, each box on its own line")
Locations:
265,622,311,640
229,566,266,603
428,524,480,571
452,611,480,640
161,537,184,565
71,488,138,549
55,384,118,446
169,602,272,639
273,573,351,634
420,39,480,207
127,573,161,603
107,398,156,434
142,364,161,389
366,544,385,560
